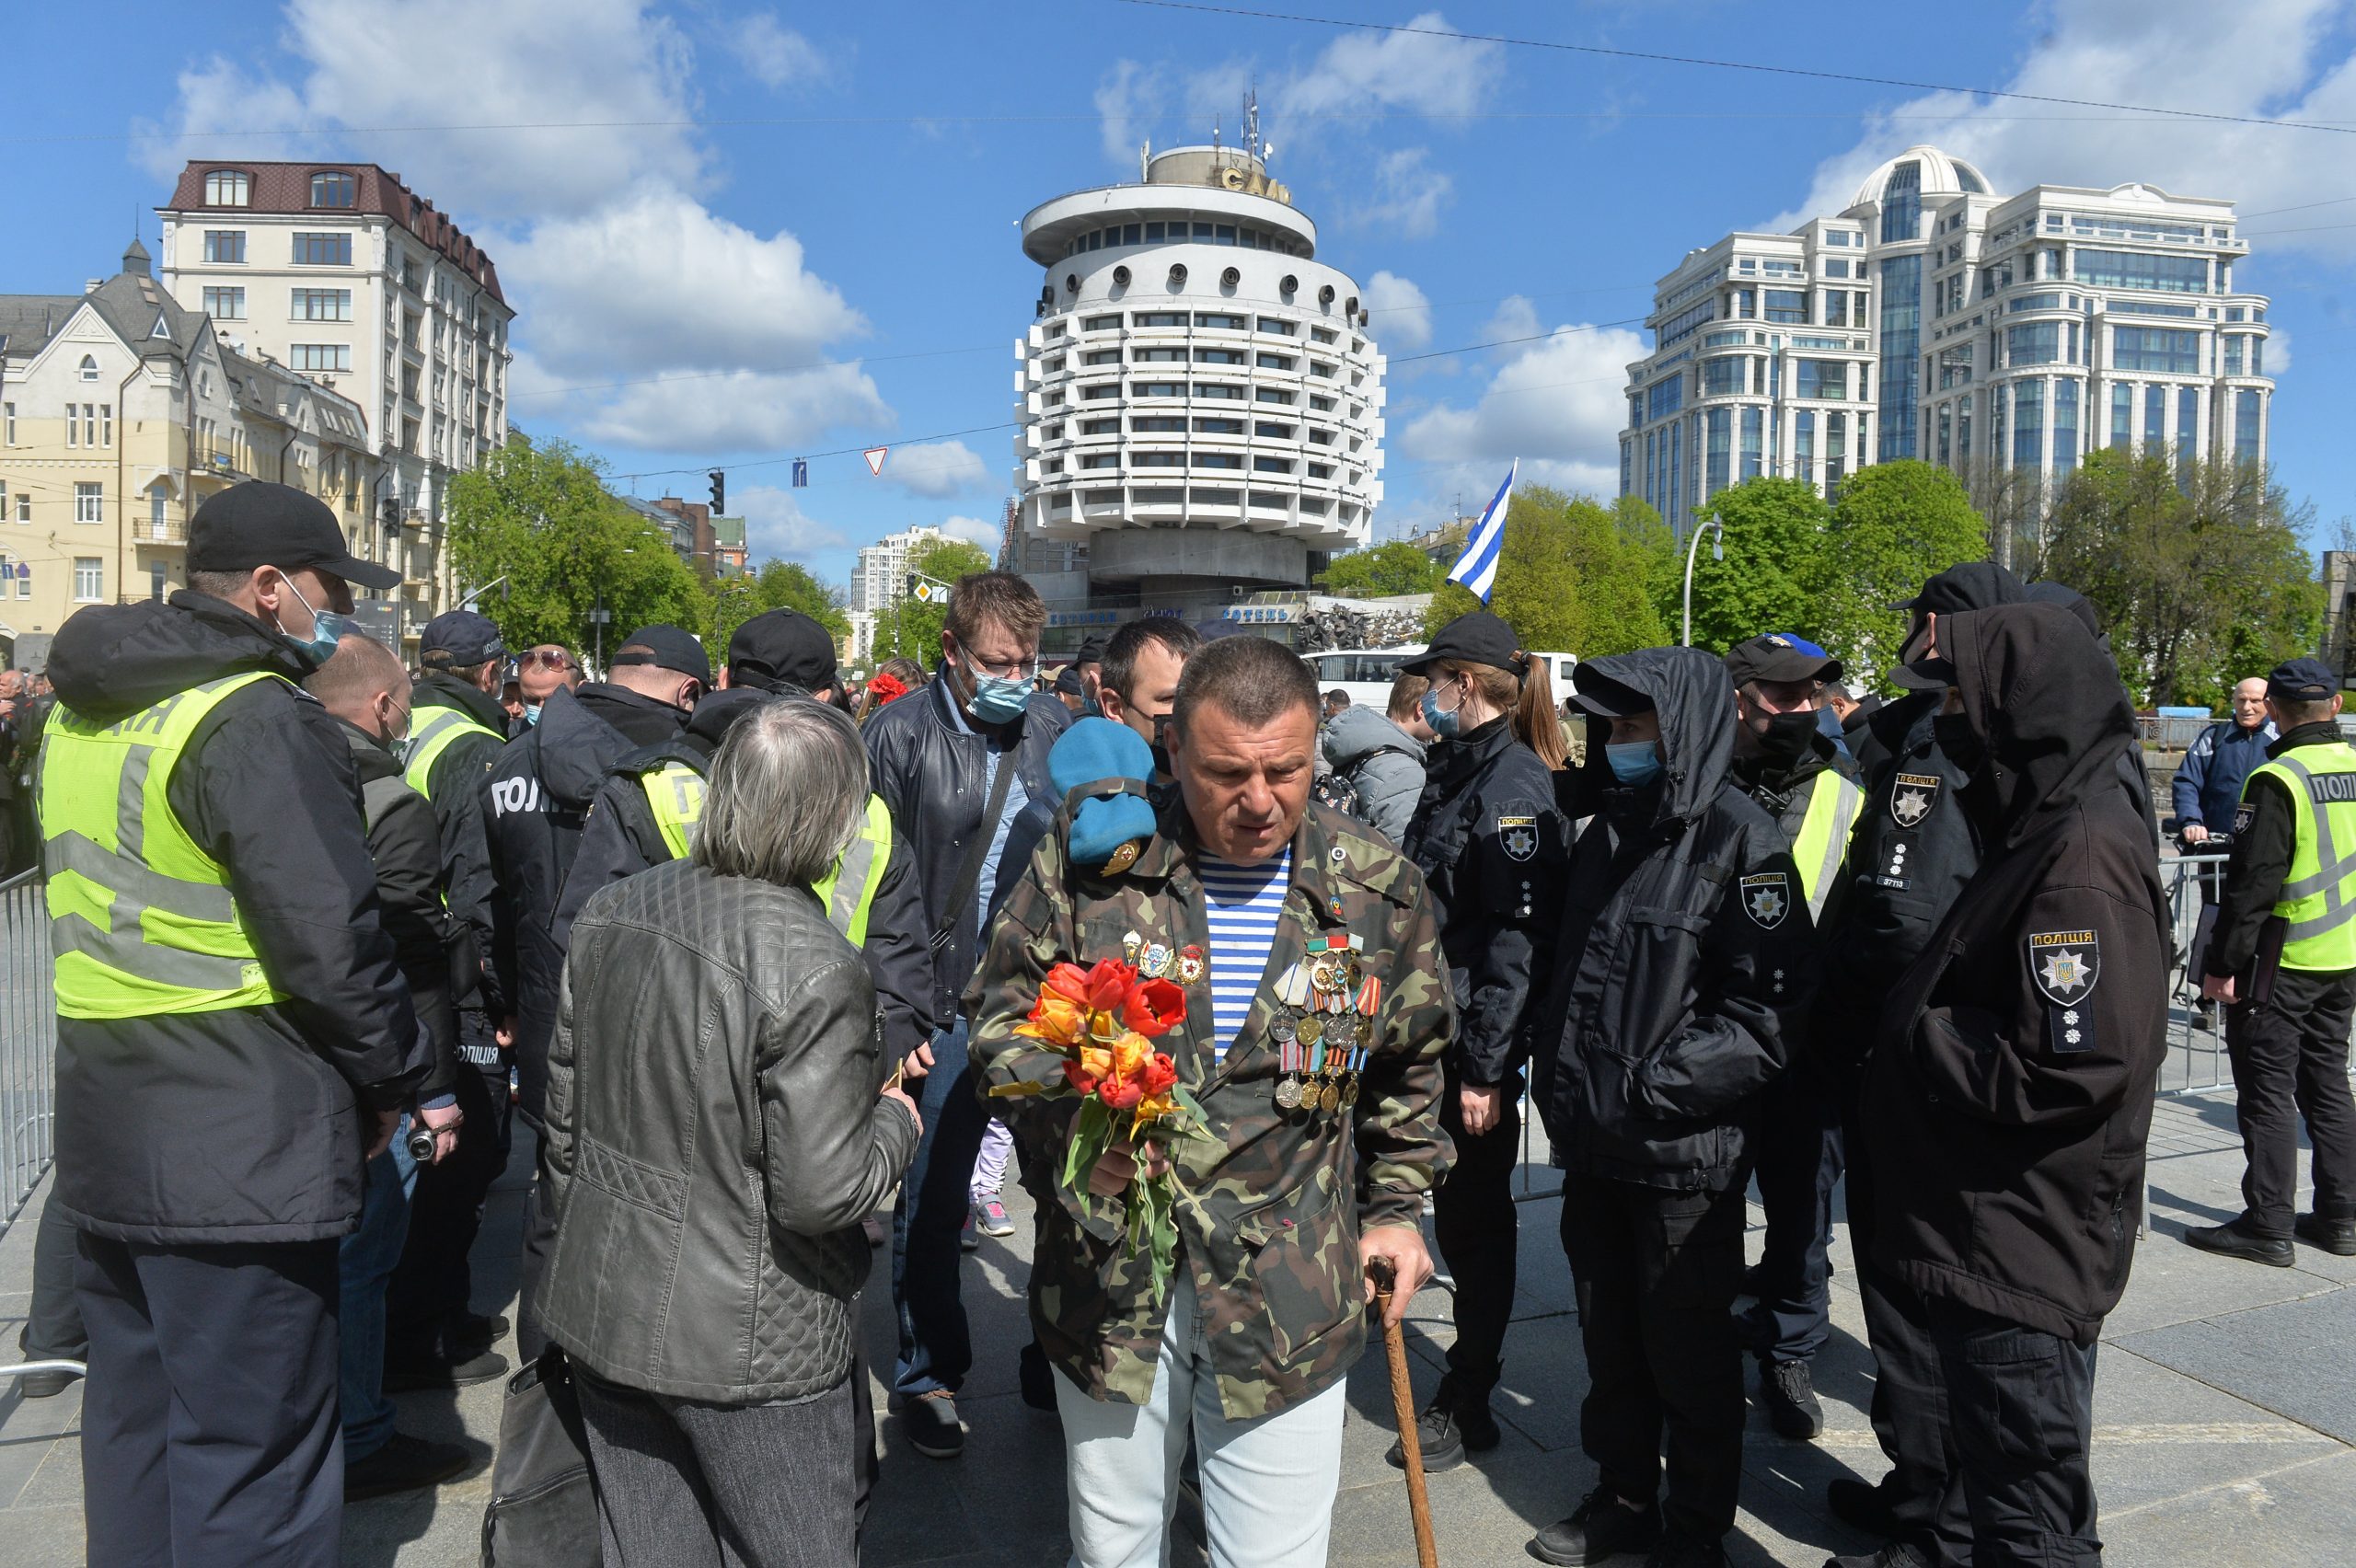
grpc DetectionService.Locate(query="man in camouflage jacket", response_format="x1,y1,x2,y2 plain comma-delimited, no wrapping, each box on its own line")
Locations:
971,636,1454,1568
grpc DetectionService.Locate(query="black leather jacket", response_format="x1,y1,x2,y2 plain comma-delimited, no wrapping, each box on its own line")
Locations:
537,859,919,1401
1532,646,1817,1192
1400,718,1569,1087
860,676,1070,1026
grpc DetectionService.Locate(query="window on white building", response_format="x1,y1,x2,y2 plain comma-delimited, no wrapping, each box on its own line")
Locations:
3,403,12,444
290,343,352,373
309,171,357,208
74,557,103,602
75,483,102,524
79,355,98,382
293,288,354,321
293,232,352,266
202,230,246,264
202,286,247,320
12,494,26,524
204,170,250,205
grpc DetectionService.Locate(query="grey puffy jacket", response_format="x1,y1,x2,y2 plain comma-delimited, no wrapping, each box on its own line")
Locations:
536,858,920,1402
1322,706,1427,844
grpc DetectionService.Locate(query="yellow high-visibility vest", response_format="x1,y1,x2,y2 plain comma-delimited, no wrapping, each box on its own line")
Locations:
1790,769,1865,920
2246,744,2356,972
634,761,894,946
40,673,295,1019
401,703,503,799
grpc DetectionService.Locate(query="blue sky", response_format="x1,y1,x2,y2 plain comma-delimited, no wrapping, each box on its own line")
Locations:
13,0,2356,594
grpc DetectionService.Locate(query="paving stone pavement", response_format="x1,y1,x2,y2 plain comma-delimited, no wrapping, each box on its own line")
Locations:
2,1090,2353,1565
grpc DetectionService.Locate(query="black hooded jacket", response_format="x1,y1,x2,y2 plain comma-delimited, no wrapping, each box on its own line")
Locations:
42,592,429,1242
333,715,459,1103
483,681,686,1121
1530,646,1816,1192
1864,603,2167,1344
1400,717,1569,1087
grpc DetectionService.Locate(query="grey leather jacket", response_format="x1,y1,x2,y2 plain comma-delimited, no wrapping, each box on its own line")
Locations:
536,858,919,1402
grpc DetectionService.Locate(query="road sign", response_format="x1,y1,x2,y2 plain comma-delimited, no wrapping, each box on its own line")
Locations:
587,609,613,625
792,458,808,488
863,446,888,477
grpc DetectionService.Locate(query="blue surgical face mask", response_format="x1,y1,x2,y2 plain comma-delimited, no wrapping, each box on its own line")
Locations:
524,703,543,726
1419,683,1462,741
957,643,1034,725
279,576,355,668
1606,741,1664,787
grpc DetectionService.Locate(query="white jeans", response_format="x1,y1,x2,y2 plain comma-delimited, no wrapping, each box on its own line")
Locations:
1055,1274,1348,1568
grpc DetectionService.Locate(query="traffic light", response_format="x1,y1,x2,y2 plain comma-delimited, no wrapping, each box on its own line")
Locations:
708,468,726,514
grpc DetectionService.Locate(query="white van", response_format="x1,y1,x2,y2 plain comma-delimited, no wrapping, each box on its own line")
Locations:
1305,646,1579,714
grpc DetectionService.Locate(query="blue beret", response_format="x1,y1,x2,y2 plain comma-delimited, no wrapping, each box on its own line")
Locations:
1050,718,1158,871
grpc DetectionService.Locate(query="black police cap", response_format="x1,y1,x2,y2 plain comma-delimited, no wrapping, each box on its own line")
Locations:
1401,610,1528,678
726,609,837,694
419,609,506,667
1723,632,1842,689
188,481,402,591
2268,658,2339,704
609,624,712,686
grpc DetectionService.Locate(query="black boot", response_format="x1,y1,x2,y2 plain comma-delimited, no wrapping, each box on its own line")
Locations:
2295,1212,2356,1256
1530,1489,1662,1566
1385,1378,1500,1471
2183,1219,2294,1268
1760,1358,1825,1440
1825,1477,1900,1539
1824,1545,1933,1568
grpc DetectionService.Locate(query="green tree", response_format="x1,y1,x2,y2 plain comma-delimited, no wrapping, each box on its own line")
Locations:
1807,460,1988,677
867,536,994,667
447,434,709,663
1573,495,1674,656
2043,449,2320,707
1676,477,1831,652
1319,540,1443,598
710,559,849,655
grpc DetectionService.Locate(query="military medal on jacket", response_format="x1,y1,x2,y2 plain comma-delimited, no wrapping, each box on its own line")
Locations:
1270,932,1380,1116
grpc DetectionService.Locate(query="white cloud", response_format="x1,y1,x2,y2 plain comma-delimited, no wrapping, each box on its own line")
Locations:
735,482,848,561
146,3,895,458
581,363,890,453
1399,318,1650,502
500,186,866,375
1364,271,1433,351
1769,0,2356,264
1282,9,1503,122
133,59,313,180
735,12,827,90
938,514,1006,552
1357,148,1452,238
1095,60,1163,167
881,440,993,500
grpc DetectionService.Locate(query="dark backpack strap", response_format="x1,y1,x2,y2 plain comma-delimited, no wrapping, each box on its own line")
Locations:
930,745,1021,952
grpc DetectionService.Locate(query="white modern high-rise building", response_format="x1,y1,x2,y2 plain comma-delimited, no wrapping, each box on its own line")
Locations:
156,161,514,611
1619,145,2275,562
849,524,949,615
1011,110,1386,646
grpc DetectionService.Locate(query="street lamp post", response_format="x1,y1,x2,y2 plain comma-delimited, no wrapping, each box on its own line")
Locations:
1681,520,1727,648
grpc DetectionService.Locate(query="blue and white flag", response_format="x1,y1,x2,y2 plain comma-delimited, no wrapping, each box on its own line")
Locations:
1446,461,1516,603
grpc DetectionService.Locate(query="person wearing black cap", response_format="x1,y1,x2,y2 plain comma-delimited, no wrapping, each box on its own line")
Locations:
1809,559,2028,1561
1718,632,1864,1444
1860,602,2166,1568
1053,663,1090,715
1380,611,1569,1472
388,607,518,1383
554,610,932,1065
1527,646,1813,1568
1073,636,1106,711
484,621,705,1361
35,480,433,1562
2188,657,2356,1267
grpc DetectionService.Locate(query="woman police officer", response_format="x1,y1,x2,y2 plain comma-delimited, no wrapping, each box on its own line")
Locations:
1389,610,1571,1470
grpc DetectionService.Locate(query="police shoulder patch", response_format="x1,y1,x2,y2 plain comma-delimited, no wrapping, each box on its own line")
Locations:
1740,870,1790,929
2234,801,2256,835
1890,772,1940,829
2027,929,2101,1054
1496,813,1537,862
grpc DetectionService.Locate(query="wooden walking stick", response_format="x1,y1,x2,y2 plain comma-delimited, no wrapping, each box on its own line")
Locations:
1369,1259,1440,1568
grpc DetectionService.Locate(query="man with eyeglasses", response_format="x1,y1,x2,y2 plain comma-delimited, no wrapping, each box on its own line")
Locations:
861,571,1072,1458
483,623,706,1362
515,643,583,727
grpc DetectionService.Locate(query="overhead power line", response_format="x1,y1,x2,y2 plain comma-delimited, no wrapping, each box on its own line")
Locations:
1110,0,2356,136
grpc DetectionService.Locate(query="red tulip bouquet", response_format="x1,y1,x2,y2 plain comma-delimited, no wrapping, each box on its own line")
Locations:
989,957,1208,1296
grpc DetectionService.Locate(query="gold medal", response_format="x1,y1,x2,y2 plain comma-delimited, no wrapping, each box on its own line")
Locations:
1297,1013,1324,1046
1320,1080,1342,1114
1310,960,1334,993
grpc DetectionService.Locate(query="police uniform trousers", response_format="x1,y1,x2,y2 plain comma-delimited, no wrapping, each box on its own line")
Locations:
2224,966,2356,1239
1842,1085,1971,1567
388,1010,513,1361
76,1232,342,1567
1557,1174,1746,1542
1739,1055,1843,1366
1432,1066,1521,1400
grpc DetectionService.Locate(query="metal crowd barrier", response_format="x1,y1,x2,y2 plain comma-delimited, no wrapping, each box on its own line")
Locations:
2157,853,2234,1096
0,869,52,1240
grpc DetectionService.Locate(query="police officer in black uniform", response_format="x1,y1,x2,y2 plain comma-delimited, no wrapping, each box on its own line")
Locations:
387,609,516,1382
1389,610,1570,1470
1722,632,1865,1443
1817,561,2027,1568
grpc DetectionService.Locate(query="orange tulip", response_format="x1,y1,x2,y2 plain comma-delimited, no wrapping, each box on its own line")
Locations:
1017,989,1089,1047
